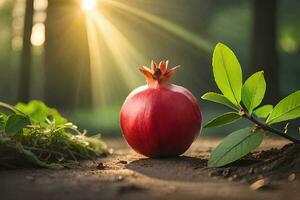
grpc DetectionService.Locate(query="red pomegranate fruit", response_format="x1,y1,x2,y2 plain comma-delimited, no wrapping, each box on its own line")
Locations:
120,61,202,157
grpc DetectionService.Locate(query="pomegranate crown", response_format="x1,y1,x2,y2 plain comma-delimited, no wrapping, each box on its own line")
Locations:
139,60,180,86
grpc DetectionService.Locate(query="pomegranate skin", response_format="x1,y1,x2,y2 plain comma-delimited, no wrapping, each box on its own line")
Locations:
120,84,202,157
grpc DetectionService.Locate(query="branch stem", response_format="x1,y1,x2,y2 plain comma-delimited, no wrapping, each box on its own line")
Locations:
242,112,300,143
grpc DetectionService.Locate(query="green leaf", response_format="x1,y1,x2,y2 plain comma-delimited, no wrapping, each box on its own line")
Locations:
241,71,266,113
5,114,30,135
212,43,243,105
266,90,300,124
201,92,240,111
204,112,241,128
15,100,67,125
253,105,273,119
208,127,264,167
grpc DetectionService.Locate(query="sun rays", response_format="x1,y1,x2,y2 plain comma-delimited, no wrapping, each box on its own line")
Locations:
92,12,145,88
104,0,213,53
85,14,108,107
82,0,212,107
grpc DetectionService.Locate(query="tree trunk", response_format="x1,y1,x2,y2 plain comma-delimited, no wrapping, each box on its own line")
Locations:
251,0,279,104
45,0,92,110
18,0,34,103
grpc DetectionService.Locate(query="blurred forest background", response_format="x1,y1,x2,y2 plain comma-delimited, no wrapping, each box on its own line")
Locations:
0,0,299,136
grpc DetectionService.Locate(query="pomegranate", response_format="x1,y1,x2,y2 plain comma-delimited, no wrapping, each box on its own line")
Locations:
120,61,202,157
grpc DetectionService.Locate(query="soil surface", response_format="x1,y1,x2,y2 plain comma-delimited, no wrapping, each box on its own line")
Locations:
1,138,300,200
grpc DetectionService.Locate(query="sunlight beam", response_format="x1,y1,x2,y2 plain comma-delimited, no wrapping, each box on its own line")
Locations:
83,0,213,107
85,14,108,107
104,0,213,53
92,12,145,89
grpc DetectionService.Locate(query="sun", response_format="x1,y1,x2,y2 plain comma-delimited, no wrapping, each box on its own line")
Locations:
81,0,97,12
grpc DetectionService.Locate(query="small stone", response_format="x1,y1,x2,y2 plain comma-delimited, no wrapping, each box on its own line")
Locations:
117,175,124,181
288,173,296,182
233,174,238,179
96,162,106,170
248,168,254,174
108,148,114,154
118,160,128,164
228,174,238,182
222,169,230,177
249,178,270,191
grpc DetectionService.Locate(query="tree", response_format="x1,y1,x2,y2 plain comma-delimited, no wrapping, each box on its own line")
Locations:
251,0,279,103
45,0,92,110
18,0,34,103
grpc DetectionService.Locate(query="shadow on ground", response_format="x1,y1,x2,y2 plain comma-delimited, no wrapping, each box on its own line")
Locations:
126,156,209,182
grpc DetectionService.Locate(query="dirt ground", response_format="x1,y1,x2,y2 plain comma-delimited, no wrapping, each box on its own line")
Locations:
1,138,300,200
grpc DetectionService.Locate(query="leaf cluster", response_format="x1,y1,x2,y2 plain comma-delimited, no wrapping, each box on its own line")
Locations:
202,43,300,167
0,100,107,169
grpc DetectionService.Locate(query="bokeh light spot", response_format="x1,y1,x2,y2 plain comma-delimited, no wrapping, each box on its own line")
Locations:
31,23,45,46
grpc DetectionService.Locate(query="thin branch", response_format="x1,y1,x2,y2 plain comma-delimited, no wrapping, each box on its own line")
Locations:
0,102,17,114
0,102,27,116
242,112,300,143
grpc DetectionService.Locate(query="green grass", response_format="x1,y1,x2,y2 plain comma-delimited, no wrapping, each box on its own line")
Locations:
0,101,107,169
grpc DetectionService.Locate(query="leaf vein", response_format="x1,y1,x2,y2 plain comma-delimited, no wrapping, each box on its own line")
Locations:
220,48,239,104
211,134,253,166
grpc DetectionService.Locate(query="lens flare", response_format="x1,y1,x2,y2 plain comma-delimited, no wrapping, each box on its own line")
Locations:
81,0,97,12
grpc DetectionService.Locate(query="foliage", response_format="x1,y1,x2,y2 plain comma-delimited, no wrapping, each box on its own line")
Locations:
0,101,107,169
204,112,241,128
208,127,264,167
202,43,300,167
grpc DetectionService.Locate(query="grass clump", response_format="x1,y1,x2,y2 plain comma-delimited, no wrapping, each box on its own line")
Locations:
0,100,107,169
